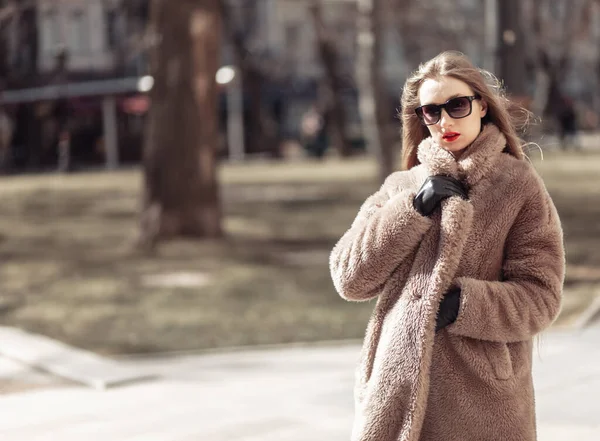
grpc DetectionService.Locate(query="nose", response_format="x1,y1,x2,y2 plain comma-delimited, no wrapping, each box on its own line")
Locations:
439,109,453,128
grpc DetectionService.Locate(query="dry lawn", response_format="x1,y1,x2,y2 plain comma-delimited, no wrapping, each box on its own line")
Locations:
0,151,598,355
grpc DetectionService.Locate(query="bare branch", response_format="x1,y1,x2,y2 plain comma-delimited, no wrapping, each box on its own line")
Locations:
526,0,592,75
561,0,594,58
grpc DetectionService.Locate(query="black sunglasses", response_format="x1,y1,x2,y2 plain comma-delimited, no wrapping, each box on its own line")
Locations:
415,95,481,125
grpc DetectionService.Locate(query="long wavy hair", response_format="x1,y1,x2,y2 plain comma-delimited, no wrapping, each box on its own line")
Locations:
400,51,531,170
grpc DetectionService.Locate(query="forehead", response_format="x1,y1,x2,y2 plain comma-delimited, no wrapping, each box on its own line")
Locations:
419,77,474,105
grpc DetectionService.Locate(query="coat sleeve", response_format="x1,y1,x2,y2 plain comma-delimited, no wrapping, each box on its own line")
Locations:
448,183,565,343
329,172,434,302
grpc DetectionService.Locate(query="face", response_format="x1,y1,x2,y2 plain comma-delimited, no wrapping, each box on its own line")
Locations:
418,76,487,157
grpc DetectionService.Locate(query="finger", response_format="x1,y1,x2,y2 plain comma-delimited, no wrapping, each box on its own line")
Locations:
443,181,467,197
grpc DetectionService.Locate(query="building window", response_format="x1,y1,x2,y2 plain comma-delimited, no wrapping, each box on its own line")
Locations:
42,9,61,52
69,9,89,53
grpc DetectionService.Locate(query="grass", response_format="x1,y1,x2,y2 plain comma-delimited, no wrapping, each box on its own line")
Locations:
0,151,598,355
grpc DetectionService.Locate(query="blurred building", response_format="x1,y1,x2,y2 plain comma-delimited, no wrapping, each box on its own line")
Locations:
1,0,598,171
272,0,600,136
0,0,150,172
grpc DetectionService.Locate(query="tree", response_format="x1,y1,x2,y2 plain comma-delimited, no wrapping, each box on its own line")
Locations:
309,1,352,158
390,0,484,68
0,1,43,172
0,0,37,84
522,0,594,118
497,0,527,97
356,0,395,183
138,0,223,250
220,0,282,158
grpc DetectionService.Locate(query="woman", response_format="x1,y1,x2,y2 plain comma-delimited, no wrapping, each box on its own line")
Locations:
329,51,565,441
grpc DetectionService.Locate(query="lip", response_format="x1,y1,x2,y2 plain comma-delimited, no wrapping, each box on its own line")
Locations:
442,132,461,142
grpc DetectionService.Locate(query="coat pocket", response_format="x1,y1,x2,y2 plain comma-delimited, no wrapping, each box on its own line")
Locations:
482,341,514,380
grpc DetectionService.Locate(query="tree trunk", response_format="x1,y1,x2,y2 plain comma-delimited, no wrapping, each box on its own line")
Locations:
309,1,352,158
241,61,279,157
523,0,591,136
221,2,281,158
0,18,8,83
392,0,422,71
138,0,223,250
356,0,394,184
497,0,528,97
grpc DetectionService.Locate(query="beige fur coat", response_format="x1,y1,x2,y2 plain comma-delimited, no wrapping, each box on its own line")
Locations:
329,124,565,441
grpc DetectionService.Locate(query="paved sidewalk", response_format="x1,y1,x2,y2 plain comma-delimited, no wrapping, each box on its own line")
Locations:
0,327,599,441
0,349,75,395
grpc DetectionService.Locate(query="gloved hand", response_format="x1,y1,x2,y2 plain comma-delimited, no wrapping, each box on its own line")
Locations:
413,176,468,217
435,287,461,332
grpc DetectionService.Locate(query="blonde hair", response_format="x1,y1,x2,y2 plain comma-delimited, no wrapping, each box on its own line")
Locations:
400,51,531,170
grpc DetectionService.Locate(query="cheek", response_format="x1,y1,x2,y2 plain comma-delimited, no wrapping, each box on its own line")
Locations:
464,123,481,144
466,115,482,135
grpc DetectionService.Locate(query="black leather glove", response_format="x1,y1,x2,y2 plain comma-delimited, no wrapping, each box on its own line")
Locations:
413,176,468,217
435,287,461,332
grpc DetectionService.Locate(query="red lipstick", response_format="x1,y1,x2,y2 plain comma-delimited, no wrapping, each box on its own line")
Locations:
442,132,461,142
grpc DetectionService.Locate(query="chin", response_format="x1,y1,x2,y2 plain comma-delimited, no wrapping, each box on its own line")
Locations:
443,144,468,155
453,144,469,153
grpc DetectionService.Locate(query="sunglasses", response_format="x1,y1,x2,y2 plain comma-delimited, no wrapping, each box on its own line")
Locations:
415,95,481,125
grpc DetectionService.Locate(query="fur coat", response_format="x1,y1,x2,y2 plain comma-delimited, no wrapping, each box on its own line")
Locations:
329,124,565,441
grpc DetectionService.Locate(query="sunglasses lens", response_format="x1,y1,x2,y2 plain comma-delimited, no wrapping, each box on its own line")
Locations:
446,97,471,118
420,105,441,124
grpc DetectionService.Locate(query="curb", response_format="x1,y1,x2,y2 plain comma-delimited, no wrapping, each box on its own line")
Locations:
111,338,363,361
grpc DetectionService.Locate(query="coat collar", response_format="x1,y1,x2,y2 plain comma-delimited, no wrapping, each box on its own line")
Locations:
416,124,508,186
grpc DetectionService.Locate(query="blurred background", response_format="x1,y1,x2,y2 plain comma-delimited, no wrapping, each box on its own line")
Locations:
0,0,598,357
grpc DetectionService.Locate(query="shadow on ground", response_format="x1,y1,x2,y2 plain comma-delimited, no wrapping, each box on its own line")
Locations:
0,152,598,354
